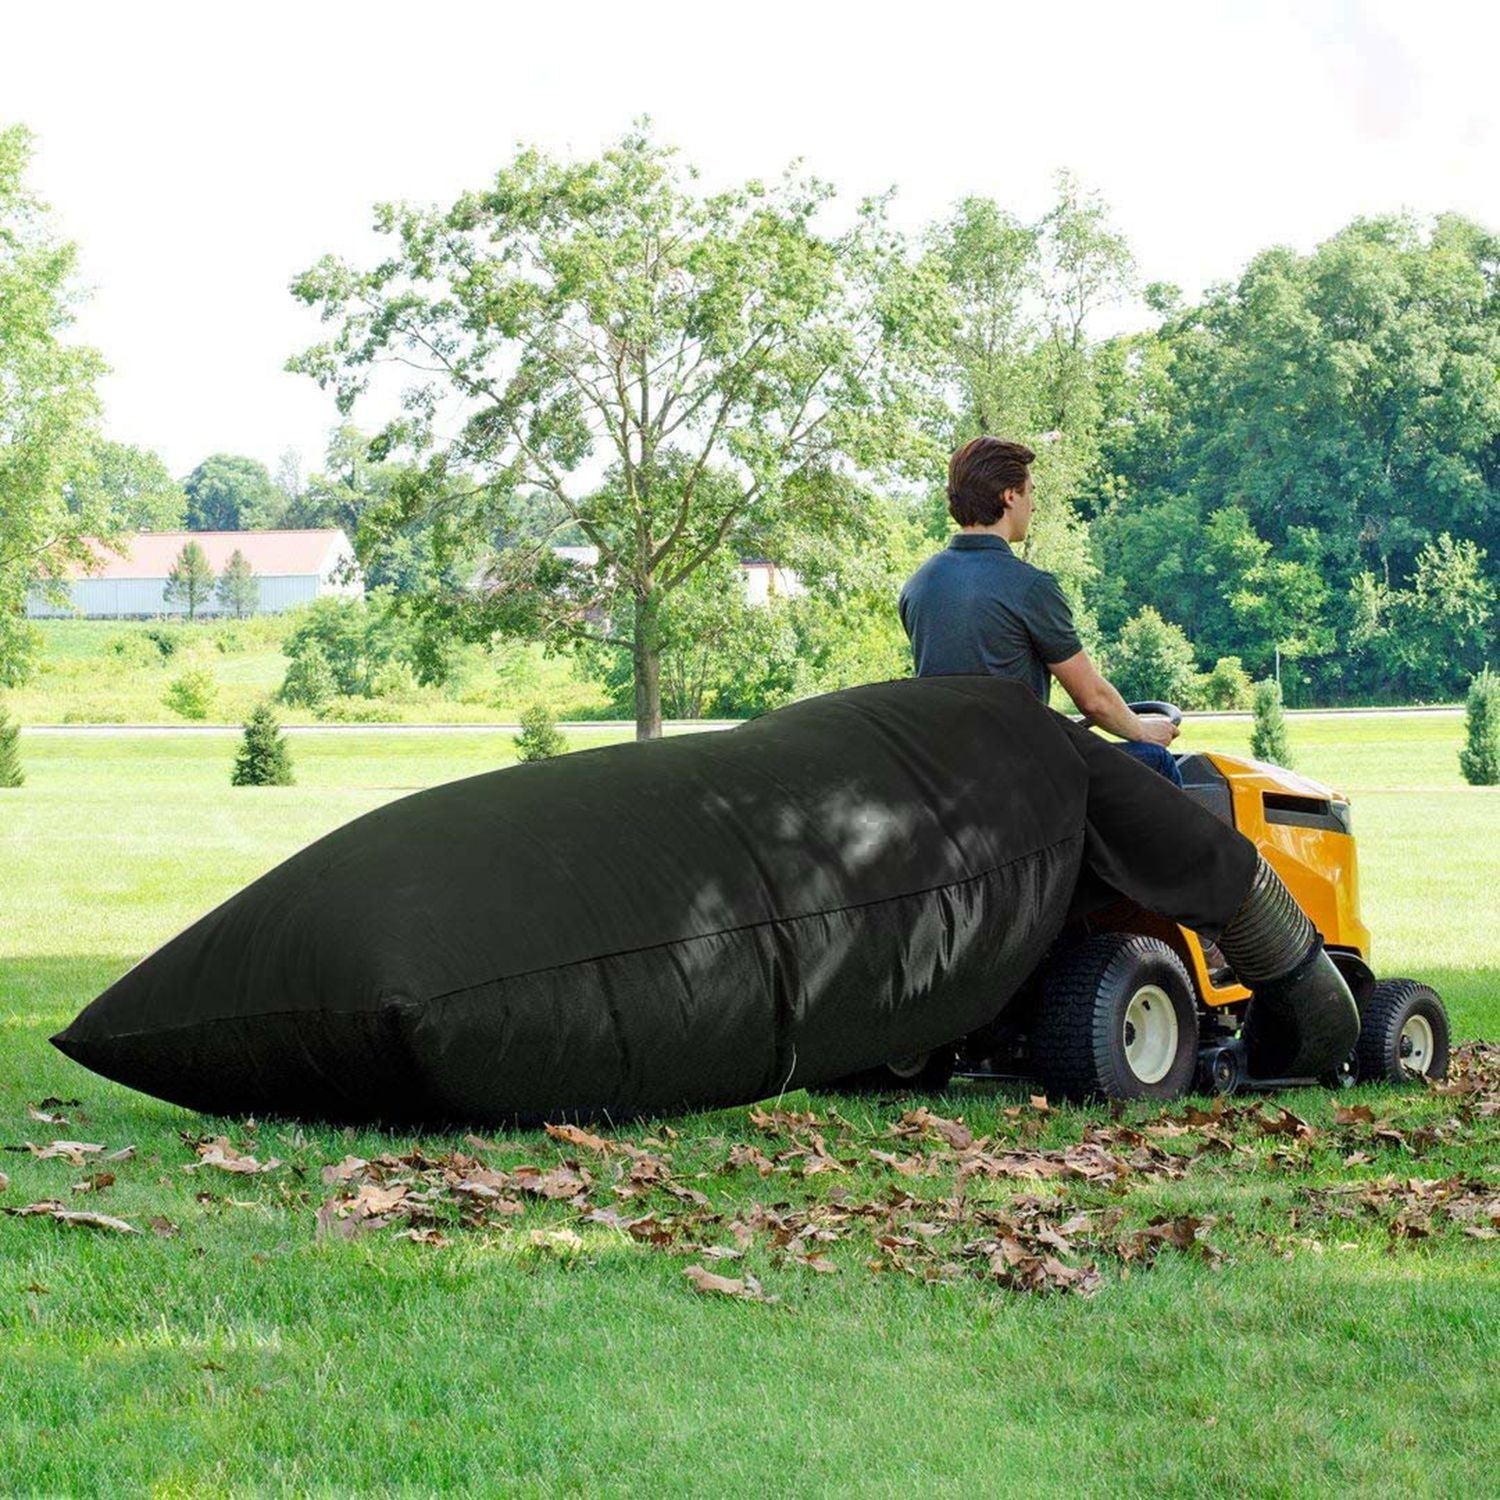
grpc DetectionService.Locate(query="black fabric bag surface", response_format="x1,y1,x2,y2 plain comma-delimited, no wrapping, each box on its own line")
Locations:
52,674,1243,1125
55,681,1104,1128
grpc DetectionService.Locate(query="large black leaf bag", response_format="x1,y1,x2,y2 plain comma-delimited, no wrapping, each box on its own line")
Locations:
53,674,1242,1125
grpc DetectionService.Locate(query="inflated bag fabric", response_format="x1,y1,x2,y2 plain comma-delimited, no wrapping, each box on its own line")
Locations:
58,675,1113,1124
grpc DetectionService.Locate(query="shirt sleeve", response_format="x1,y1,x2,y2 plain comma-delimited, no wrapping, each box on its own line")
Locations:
1023,571,1083,665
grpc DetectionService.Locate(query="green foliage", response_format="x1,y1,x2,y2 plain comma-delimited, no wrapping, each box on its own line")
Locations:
513,702,568,762
289,123,931,737
0,700,22,787
67,440,185,531
163,668,217,721
1092,214,1499,703
163,541,216,620
106,630,160,669
0,616,42,689
0,124,110,688
1194,655,1254,711
279,641,338,713
143,624,187,661
1250,678,1294,768
183,454,281,532
281,594,403,698
1106,606,1199,705
1459,668,1499,786
215,549,258,619
231,701,294,786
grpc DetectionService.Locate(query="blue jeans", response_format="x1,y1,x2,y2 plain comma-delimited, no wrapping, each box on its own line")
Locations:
1117,739,1184,787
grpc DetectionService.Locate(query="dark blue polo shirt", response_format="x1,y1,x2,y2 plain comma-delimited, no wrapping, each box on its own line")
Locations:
898,532,1083,702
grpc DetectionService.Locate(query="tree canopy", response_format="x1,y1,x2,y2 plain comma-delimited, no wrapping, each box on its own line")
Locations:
289,122,932,736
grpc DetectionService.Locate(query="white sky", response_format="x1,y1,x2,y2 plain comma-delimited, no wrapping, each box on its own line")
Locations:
4,0,1495,479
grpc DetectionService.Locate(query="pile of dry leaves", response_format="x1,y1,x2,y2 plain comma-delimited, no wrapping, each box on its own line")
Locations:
4,1042,1495,1303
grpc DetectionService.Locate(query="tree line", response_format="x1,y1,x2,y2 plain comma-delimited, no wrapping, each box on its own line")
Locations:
3,120,1494,722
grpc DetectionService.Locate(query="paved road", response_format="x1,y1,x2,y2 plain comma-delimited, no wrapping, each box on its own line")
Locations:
20,706,1463,736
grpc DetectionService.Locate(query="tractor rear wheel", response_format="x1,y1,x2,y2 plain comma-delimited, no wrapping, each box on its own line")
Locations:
1355,980,1450,1083
1033,934,1199,1102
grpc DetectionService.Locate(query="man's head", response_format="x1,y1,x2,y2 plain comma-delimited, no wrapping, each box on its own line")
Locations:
947,437,1036,539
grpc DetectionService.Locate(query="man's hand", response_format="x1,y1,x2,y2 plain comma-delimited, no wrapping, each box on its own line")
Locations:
1135,714,1180,748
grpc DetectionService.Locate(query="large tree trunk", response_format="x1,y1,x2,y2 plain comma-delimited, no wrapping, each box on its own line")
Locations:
633,589,663,740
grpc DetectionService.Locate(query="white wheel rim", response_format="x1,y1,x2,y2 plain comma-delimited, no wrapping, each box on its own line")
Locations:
1123,984,1179,1085
886,1051,930,1080
1399,1014,1435,1074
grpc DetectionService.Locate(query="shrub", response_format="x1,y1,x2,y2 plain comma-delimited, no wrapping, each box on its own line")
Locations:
1106,607,1199,706
231,701,294,786
317,696,391,723
282,594,402,698
1196,655,1254,711
514,702,567,762
371,659,420,701
0,702,23,788
144,625,187,661
280,642,338,712
163,669,217,721
1250,678,1293,767
1459,667,1499,786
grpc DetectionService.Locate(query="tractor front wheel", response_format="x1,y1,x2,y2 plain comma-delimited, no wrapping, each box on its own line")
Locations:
1033,934,1199,1102
1355,980,1450,1083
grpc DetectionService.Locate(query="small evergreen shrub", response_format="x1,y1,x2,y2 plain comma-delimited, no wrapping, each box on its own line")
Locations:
163,669,217,721
1250,678,1293,767
232,702,295,786
514,702,567,762
0,702,23,788
1459,667,1499,786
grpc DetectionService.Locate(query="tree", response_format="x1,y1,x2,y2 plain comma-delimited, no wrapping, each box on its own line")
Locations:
0,701,22,788
67,440,186,531
182,454,280,531
1092,213,1500,703
163,540,216,619
289,123,926,738
1106,606,1199,705
279,640,338,713
513,702,567,762
281,593,405,697
232,702,295,786
216,548,258,618
0,123,111,688
1459,668,1499,786
1250,678,1293,768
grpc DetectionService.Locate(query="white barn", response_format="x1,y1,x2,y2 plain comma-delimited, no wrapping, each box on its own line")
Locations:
25,530,363,619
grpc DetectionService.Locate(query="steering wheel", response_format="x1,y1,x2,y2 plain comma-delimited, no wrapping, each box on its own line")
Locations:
1125,700,1183,728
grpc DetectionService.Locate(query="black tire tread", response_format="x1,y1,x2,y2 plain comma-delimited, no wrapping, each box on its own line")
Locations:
1034,933,1197,1102
1355,979,1450,1083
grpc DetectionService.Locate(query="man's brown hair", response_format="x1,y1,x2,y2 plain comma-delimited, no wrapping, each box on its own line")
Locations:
947,437,1036,526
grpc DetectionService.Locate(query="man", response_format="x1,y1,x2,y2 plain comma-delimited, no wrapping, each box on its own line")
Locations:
899,436,1184,786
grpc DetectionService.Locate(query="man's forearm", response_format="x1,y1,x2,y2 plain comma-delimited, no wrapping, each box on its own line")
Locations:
1079,679,1147,740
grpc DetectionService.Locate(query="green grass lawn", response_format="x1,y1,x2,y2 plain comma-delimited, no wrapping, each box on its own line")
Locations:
1,714,1495,1493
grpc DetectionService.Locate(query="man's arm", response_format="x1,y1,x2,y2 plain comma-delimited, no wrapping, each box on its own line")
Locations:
1048,648,1179,747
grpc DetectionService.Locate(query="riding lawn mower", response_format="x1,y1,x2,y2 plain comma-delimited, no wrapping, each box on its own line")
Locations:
839,700,1452,1103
